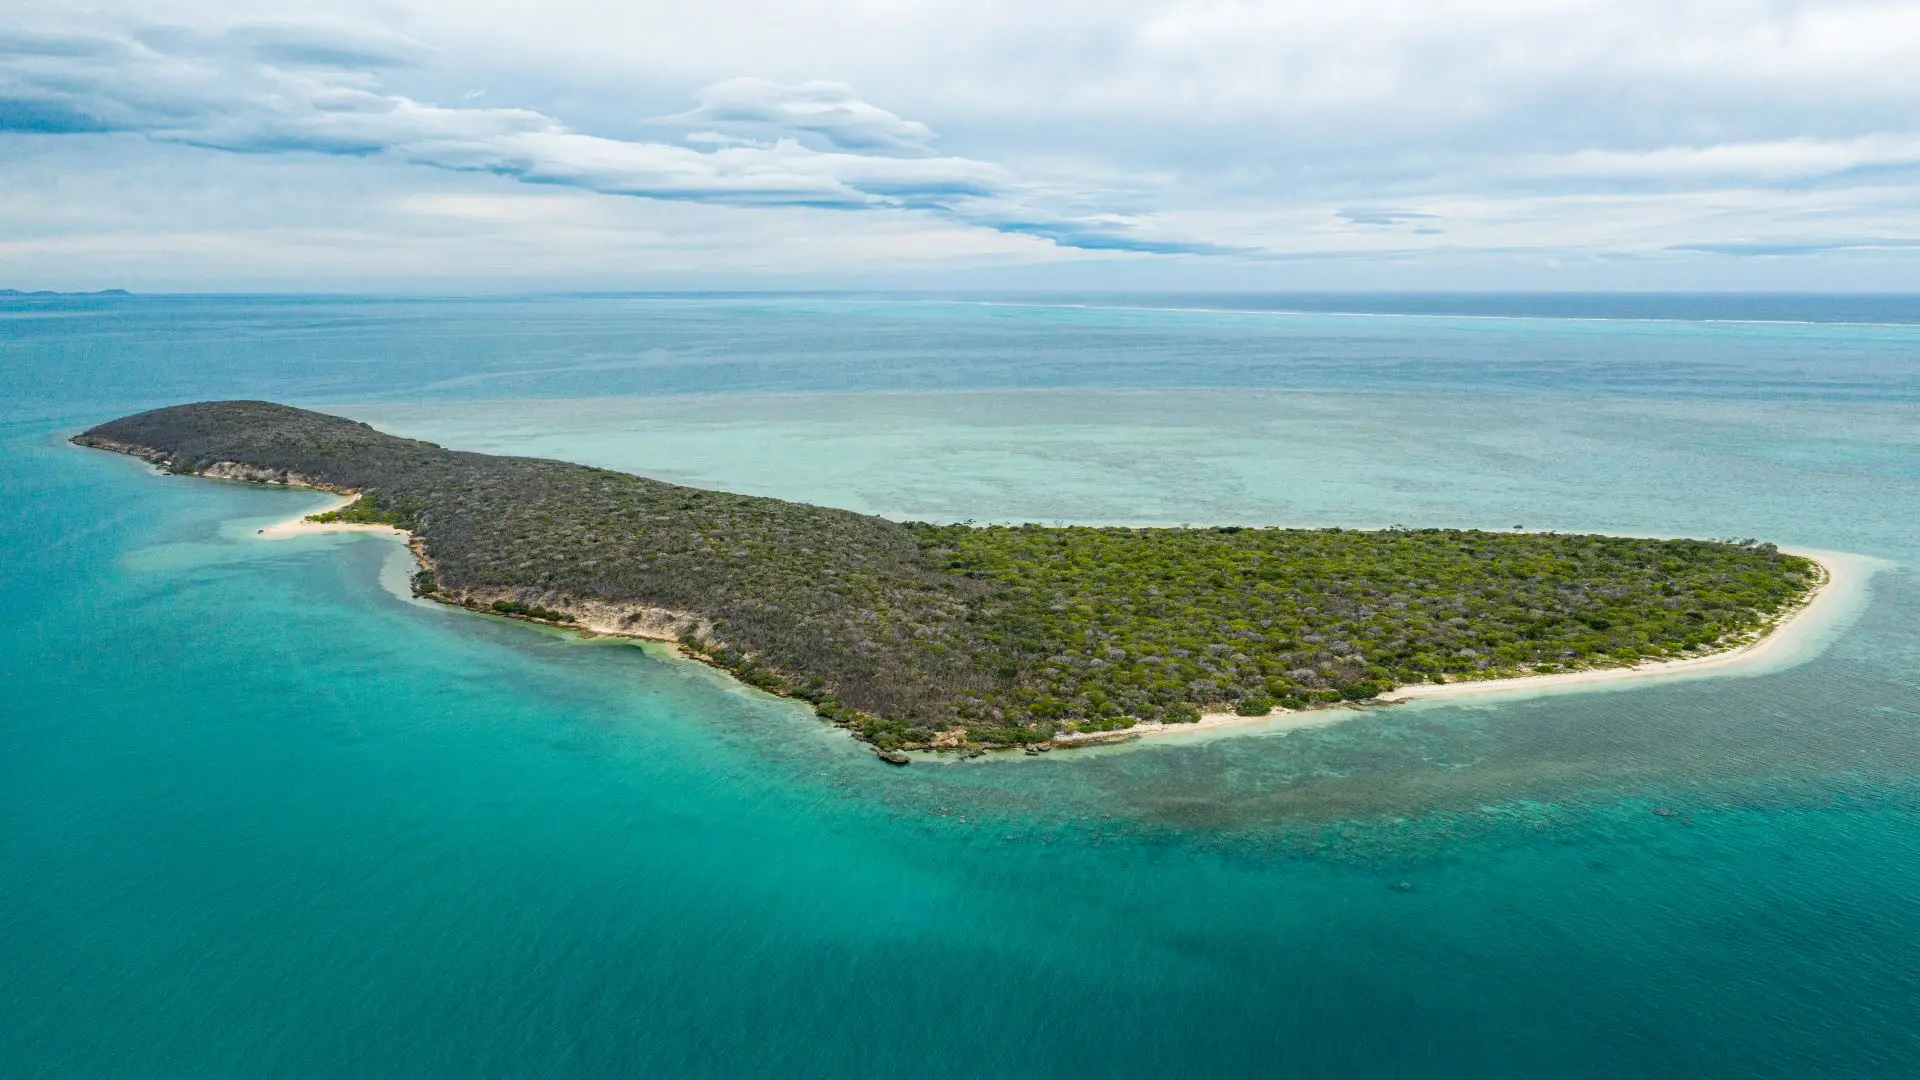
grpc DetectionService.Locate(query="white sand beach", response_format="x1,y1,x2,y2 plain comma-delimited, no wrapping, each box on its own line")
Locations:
1050,705,1359,748
256,494,409,540
1055,547,1882,749
246,494,1881,753
1373,547,1870,706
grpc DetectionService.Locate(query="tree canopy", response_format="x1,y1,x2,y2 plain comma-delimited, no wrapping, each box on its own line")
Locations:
78,401,1818,750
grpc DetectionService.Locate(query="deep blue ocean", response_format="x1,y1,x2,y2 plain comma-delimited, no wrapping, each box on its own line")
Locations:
4,293,1918,1078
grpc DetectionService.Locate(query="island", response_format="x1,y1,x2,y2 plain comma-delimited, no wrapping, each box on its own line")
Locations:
75,401,1826,758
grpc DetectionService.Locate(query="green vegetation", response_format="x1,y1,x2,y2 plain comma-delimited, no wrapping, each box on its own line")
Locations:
905,522,1813,729
77,401,1820,751
309,500,410,528
489,599,574,623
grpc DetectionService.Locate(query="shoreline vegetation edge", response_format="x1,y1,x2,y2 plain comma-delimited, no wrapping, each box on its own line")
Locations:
1113,546,1852,748
248,482,1850,758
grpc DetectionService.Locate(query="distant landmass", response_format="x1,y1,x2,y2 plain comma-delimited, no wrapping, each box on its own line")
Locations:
75,401,1820,758
0,288,131,297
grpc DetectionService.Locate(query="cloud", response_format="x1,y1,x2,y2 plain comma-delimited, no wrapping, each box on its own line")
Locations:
654,78,936,155
1671,237,1920,256
966,213,1245,256
0,98,115,134
224,21,433,70
1515,135,1920,186
0,20,1230,256
1339,208,1439,227
14,2,1920,285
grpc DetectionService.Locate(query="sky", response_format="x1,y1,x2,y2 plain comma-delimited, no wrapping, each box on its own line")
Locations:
5,1,1920,291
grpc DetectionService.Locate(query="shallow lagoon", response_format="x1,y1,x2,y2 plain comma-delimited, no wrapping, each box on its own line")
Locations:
4,294,1919,1078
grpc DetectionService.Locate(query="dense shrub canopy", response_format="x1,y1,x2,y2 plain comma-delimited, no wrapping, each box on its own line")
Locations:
79,401,1818,749
912,523,1812,736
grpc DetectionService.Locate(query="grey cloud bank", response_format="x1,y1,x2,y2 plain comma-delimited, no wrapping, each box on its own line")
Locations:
6,2,1920,287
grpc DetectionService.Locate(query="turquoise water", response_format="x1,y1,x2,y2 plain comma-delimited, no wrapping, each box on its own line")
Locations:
4,294,1919,1077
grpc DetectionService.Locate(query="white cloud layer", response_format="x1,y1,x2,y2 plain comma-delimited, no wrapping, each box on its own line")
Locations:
653,78,938,155
0,19,1231,256
6,2,1920,286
